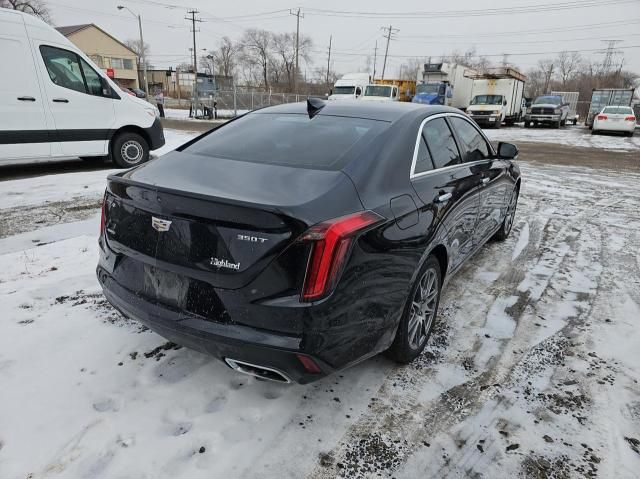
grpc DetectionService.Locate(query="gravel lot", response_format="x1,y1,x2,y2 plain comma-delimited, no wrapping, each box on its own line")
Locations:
0,124,639,478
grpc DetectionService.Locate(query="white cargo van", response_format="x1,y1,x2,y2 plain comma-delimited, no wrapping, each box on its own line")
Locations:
0,9,165,167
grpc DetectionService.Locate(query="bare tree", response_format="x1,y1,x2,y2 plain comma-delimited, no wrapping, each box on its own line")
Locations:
1,0,51,23
271,32,312,90
125,39,152,69
240,29,272,89
556,51,583,87
211,36,238,77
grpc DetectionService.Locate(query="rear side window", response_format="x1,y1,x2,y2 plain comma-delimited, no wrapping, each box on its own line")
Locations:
40,45,104,97
182,113,387,170
422,118,461,169
413,136,433,174
449,117,491,163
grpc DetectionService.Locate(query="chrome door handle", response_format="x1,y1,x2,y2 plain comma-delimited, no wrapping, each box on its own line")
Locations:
436,192,452,203
481,177,490,185
17,96,36,101
53,98,69,103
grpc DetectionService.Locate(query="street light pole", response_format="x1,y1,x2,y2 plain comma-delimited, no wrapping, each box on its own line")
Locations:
117,5,148,99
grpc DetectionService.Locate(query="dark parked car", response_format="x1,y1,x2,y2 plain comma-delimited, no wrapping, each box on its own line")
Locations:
97,100,521,384
128,87,147,98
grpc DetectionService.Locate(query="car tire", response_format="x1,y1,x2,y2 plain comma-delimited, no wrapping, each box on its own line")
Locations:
591,129,597,135
524,121,531,128
111,132,149,168
554,119,561,129
493,187,518,241
387,255,442,364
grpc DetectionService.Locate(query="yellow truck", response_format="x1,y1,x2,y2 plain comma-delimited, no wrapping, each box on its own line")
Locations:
373,79,416,102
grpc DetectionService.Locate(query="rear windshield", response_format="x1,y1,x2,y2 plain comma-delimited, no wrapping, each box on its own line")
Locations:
602,106,633,114
181,113,387,170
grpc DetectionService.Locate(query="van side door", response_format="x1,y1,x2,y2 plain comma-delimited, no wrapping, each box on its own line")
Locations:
0,11,52,162
35,43,116,158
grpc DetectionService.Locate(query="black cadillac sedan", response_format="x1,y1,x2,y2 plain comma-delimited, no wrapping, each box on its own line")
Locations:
97,100,521,384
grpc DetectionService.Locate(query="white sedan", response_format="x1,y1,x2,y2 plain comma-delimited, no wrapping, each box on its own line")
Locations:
592,106,637,136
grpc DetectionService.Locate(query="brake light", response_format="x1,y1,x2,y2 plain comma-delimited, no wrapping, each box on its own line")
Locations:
625,116,636,121
100,192,106,236
300,210,383,302
597,115,607,120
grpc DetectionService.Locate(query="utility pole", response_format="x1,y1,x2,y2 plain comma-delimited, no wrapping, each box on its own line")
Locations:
326,35,332,85
185,9,202,116
290,8,304,94
381,25,399,80
543,63,554,93
372,40,378,82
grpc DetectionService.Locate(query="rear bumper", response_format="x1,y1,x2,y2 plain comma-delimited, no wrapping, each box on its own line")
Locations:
97,266,334,384
592,121,636,132
469,115,501,125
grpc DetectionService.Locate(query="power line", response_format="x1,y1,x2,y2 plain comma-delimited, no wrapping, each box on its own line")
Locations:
311,44,640,59
303,0,636,19
402,18,640,39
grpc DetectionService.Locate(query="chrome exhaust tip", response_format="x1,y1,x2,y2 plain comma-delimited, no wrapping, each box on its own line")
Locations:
224,358,292,384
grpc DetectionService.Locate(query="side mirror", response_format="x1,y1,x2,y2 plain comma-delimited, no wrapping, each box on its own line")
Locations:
497,142,518,159
503,100,507,106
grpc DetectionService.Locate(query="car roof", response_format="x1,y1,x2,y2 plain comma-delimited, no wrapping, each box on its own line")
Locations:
254,101,455,122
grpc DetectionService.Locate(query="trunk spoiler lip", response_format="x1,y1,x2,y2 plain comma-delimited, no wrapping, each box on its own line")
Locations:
106,170,366,228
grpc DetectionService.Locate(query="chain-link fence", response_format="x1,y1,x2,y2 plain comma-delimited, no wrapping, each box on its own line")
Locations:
165,90,314,118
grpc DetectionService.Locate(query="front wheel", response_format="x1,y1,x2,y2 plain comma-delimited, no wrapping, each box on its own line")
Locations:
494,187,518,241
387,256,442,363
524,121,531,128
111,132,150,168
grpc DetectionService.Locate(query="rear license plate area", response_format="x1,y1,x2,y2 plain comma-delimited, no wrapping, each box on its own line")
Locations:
142,264,230,323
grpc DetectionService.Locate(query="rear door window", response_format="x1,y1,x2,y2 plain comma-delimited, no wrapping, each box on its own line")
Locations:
182,113,388,170
422,118,461,169
449,117,492,163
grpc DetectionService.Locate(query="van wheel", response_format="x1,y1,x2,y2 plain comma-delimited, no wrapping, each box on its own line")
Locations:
387,255,441,363
111,133,149,168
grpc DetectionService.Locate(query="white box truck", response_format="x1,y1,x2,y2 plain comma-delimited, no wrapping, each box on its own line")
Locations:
413,63,476,109
328,73,371,100
465,68,526,128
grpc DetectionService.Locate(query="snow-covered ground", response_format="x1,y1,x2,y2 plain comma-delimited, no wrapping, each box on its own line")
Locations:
485,124,640,151
1,133,640,478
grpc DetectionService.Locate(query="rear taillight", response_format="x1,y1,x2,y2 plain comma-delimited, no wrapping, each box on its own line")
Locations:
100,192,106,236
597,115,608,120
625,116,636,121
300,210,383,302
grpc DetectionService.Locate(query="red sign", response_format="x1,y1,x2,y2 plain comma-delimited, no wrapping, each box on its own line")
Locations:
106,68,115,78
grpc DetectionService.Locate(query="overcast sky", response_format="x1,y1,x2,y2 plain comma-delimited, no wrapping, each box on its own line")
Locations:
47,0,640,77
